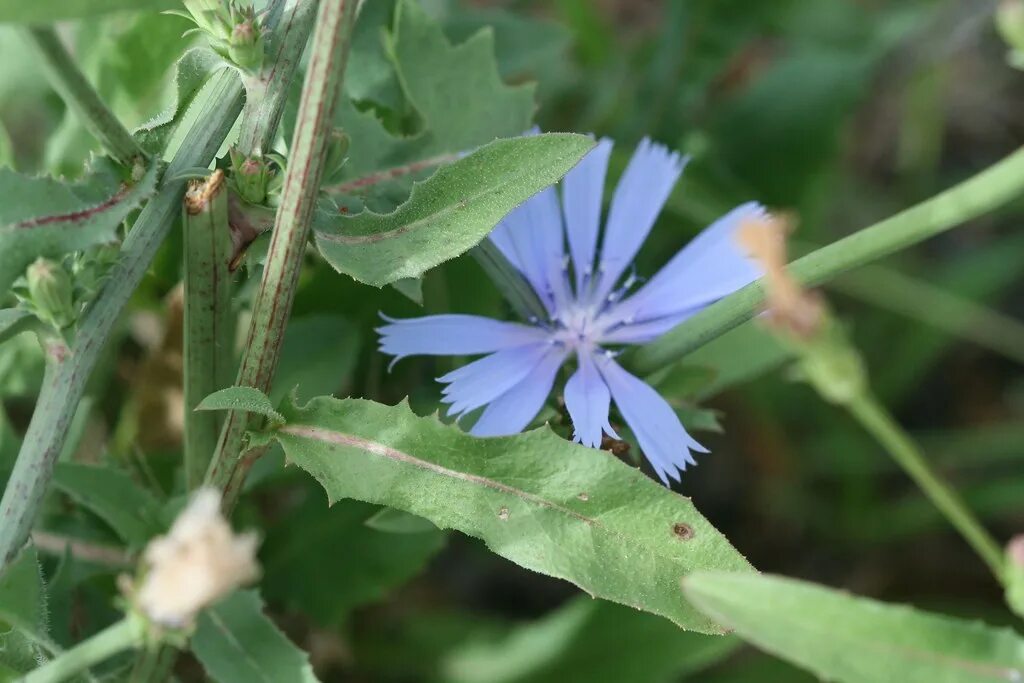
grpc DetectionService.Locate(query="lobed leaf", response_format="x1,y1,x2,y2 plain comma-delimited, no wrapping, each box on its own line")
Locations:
683,571,1024,683
252,395,755,634
314,133,593,287
192,590,319,683
0,159,159,293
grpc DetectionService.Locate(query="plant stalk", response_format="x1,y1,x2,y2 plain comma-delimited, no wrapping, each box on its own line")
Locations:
21,27,143,167
20,616,144,683
0,71,244,571
205,0,359,507
846,393,1006,582
630,146,1024,375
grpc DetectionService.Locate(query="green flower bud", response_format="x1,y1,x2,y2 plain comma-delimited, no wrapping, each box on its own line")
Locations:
228,16,264,72
229,148,271,205
27,258,76,329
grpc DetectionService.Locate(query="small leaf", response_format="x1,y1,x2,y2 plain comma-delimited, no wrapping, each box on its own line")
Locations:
0,159,159,294
391,277,423,305
197,386,285,424
0,545,50,674
442,597,739,683
314,133,594,287
253,396,755,634
0,0,176,23
683,571,1024,683
52,462,165,547
192,590,319,683
0,309,35,346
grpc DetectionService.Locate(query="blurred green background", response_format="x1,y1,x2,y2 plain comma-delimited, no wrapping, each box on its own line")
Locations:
2,0,1023,680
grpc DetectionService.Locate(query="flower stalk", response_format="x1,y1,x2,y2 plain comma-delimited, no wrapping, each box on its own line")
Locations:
205,0,360,507
20,615,145,683
630,146,1024,376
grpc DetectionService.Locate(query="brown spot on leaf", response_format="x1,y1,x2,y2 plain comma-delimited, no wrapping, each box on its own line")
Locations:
497,507,510,521
672,523,695,541
577,493,589,502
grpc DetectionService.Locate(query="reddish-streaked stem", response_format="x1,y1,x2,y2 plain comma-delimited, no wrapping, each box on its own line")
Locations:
206,0,360,507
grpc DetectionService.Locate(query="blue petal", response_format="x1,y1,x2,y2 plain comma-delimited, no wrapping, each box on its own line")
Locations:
488,221,524,272
470,345,568,436
562,138,613,294
377,314,549,365
563,350,618,448
439,343,552,417
596,355,705,484
592,139,687,305
597,311,697,345
607,202,765,326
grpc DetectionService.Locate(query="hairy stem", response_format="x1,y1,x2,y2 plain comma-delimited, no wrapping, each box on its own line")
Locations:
206,0,359,506
0,72,244,571
846,393,1006,582
236,0,319,157
630,147,1024,375
22,27,143,167
21,616,143,683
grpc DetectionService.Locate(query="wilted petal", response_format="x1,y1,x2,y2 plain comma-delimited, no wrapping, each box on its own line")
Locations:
593,138,687,304
609,202,765,324
596,355,706,484
470,345,568,436
563,350,618,448
440,343,552,417
377,314,549,365
562,138,613,294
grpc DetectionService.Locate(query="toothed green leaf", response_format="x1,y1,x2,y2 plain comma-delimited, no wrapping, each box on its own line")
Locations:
251,396,754,634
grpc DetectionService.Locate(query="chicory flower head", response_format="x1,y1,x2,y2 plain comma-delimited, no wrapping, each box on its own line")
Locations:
378,138,766,484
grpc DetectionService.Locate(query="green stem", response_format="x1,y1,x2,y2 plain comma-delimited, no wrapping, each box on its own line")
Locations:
183,173,234,489
205,0,359,507
21,27,143,167
630,147,1024,375
235,0,319,157
845,393,1006,583
20,616,143,683
0,72,244,571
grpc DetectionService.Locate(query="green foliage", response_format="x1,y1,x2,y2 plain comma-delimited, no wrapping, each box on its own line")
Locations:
253,395,754,634
0,0,176,24
262,495,445,627
683,571,1024,683
196,386,284,424
314,133,594,286
51,462,165,547
192,590,319,683
442,597,739,683
0,158,157,294
0,546,49,675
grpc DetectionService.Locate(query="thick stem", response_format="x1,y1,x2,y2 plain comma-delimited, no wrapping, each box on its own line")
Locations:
629,147,1024,375
846,393,1006,583
206,0,359,506
21,617,144,683
22,27,143,167
183,172,235,489
0,72,244,571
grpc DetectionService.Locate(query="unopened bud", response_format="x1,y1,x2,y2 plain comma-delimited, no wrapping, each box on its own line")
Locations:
27,258,76,329
134,488,259,628
228,16,264,72
229,148,271,205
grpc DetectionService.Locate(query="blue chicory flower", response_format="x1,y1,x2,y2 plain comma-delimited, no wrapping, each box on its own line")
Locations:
378,138,766,484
